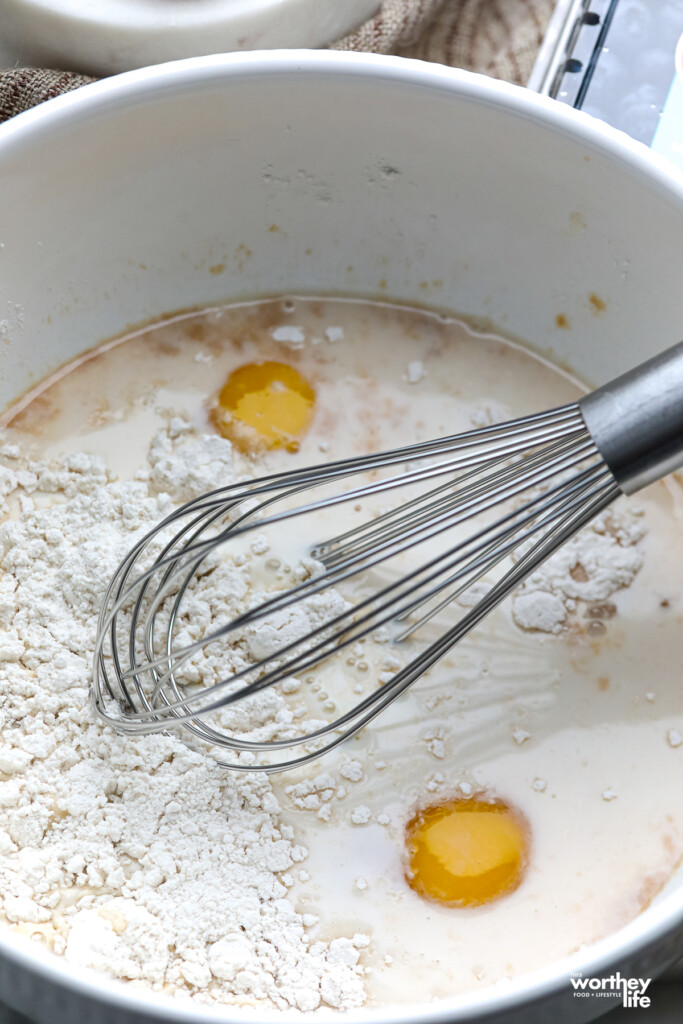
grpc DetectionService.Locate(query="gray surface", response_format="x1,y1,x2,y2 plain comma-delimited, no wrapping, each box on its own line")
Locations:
580,0,683,145
607,984,683,1021
1,985,683,1023
0,1006,28,1024
533,0,683,146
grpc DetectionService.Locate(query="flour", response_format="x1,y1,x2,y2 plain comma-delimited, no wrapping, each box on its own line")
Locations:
511,507,646,633
244,590,349,665
404,361,425,384
0,426,368,1012
272,326,306,349
146,416,237,502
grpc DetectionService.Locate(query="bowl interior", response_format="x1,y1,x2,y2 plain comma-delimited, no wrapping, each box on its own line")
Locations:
1,51,683,1024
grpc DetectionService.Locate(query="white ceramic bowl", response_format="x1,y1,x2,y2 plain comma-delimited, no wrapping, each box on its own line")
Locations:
0,0,379,75
1,51,683,1024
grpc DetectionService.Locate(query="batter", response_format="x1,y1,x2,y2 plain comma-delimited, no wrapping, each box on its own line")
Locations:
1,297,682,1010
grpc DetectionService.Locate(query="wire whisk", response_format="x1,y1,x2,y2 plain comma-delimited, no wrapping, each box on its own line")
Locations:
92,342,683,772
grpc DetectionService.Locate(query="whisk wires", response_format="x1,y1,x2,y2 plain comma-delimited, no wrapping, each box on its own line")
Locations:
92,403,619,771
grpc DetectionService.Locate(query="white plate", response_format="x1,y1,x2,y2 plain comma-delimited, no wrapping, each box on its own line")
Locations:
0,0,380,75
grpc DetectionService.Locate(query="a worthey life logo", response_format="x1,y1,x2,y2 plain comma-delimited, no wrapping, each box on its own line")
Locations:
570,971,652,1009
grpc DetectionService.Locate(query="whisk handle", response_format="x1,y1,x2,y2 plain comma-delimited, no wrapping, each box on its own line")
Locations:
580,341,683,495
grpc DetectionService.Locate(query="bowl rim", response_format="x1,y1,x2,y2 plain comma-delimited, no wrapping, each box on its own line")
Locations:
2,47,683,204
1,47,683,1024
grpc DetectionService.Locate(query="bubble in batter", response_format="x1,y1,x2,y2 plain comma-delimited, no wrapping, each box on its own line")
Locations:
210,361,315,452
405,796,528,907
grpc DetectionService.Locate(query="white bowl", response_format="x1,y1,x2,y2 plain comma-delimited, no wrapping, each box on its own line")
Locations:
1,50,683,1024
0,0,379,75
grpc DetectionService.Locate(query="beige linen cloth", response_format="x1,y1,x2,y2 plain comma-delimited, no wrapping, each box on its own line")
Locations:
0,0,553,121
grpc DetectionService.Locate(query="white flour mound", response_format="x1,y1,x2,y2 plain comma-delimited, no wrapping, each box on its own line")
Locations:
511,508,646,633
0,427,368,1012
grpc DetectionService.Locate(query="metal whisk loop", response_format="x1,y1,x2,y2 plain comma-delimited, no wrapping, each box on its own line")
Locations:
91,341,683,770
92,398,620,772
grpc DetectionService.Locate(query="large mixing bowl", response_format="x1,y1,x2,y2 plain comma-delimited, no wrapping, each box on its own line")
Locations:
0,50,682,1024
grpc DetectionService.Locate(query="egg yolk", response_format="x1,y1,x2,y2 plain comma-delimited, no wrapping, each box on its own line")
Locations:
405,797,528,907
211,361,315,452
